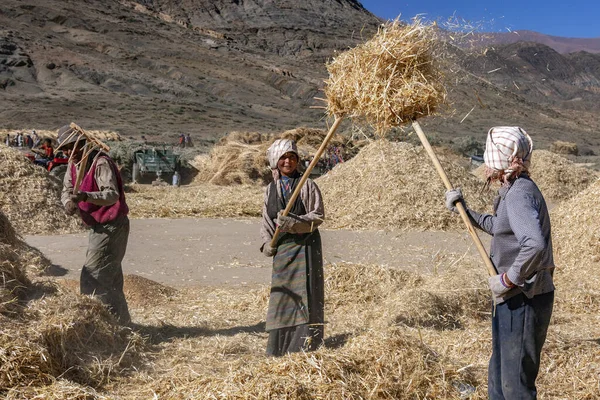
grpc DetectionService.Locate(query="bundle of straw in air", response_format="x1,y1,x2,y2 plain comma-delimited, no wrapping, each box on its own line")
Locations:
324,19,446,133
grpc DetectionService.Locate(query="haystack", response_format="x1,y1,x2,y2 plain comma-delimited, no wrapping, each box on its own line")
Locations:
0,210,52,315
551,178,600,313
471,150,598,202
0,144,81,235
191,128,352,186
0,212,146,395
317,140,493,231
325,19,445,133
549,140,578,155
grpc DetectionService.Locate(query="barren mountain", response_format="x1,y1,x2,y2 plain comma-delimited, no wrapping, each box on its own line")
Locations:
487,30,600,55
1,0,599,154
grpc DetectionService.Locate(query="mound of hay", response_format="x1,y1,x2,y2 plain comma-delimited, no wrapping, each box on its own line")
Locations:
325,19,446,133
471,150,598,202
529,150,597,202
191,128,354,186
0,144,81,235
149,326,472,399
192,137,272,185
550,140,578,155
317,140,493,231
0,211,51,315
551,178,600,313
1,289,147,393
0,128,123,143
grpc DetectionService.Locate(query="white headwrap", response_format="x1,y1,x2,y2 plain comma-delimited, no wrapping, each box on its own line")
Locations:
483,126,533,173
266,139,298,169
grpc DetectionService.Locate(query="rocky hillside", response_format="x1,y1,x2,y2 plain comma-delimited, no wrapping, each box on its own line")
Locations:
1,0,600,154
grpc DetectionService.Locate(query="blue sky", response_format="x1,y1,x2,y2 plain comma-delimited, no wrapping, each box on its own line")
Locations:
360,0,600,38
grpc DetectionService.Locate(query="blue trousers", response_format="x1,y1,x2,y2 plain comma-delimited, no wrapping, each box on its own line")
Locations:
488,291,554,400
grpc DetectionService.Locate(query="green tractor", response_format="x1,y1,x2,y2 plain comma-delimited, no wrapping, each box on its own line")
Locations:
132,147,181,185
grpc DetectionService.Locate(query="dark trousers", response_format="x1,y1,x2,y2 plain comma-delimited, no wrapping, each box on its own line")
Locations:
81,215,131,324
488,291,554,400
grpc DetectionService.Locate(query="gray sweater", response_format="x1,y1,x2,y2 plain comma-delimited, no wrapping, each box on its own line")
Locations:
467,175,555,301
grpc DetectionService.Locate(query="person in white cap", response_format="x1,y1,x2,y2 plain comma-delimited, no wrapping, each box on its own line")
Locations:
445,127,554,400
260,138,325,357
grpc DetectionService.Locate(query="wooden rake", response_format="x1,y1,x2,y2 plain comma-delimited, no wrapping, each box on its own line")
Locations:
55,122,111,194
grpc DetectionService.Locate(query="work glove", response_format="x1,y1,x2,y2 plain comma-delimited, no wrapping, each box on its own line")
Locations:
276,211,299,233
70,192,88,203
65,200,78,216
488,273,515,303
444,188,464,214
262,244,277,257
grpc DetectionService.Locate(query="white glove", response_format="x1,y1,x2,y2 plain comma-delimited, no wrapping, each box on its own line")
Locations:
488,273,515,303
445,188,463,214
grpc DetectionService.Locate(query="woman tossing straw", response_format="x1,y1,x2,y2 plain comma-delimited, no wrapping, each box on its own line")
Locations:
445,127,555,399
260,138,325,357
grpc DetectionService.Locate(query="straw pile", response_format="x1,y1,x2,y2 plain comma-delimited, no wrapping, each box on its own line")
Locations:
325,19,446,133
191,128,353,186
0,128,123,143
0,144,81,235
551,178,600,313
126,183,263,219
317,140,493,231
549,140,578,155
0,210,148,396
471,149,598,202
110,252,598,399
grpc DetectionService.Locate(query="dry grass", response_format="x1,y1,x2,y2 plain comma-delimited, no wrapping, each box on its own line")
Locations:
551,178,600,315
0,144,82,235
125,183,263,219
0,211,149,397
317,140,493,231
190,128,353,186
0,128,122,143
471,149,598,202
549,140,578,155
325,19,446,134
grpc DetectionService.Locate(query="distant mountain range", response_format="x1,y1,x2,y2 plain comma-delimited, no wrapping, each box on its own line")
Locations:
485,30,600,54
1,0,599,155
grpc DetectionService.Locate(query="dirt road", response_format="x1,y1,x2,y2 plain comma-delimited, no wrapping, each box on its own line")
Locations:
26,218,490,287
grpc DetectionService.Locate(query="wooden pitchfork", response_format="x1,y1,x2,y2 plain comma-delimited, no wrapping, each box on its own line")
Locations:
412,120,497,277
269,116,343,248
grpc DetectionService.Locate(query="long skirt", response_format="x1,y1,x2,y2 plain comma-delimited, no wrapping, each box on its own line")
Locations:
80,215,131,324
266,231,324,356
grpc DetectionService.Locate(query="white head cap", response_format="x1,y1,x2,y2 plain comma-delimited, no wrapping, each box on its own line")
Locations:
266,139,298,169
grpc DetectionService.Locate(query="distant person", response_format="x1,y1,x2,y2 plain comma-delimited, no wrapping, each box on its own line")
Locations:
31,130,40,148
16,133,23,147
33,138,55,167
185,133,193,147
260,139,325,357
58,124,131,324
445,126,554,400
25,134,33,148
178,133,185,148
5,134,9,146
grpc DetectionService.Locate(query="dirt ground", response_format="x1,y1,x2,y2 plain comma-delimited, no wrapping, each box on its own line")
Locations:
25,217,491,287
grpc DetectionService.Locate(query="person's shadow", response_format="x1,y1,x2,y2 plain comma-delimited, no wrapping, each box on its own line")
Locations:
128,321,266,345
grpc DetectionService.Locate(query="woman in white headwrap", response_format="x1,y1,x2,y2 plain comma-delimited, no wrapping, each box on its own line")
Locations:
260,139,325,356
445,127,555,400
